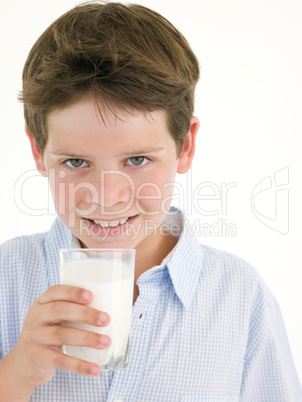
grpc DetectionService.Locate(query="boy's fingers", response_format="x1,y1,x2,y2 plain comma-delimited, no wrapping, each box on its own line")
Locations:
37,284,93,305
37,301,110,327
44,349,101,376
40,326,111,349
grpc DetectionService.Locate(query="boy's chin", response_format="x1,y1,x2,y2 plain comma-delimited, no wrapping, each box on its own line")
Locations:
75,231,144,250
75,228,156,250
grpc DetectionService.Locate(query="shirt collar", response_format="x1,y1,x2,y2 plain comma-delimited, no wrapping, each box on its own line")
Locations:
45,217,74,287
160,207,204,310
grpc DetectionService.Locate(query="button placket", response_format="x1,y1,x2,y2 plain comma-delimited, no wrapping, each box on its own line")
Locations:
107,282,160,401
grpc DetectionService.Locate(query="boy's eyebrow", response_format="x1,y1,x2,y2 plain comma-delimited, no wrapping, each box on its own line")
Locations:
50,147,165,158
49,151,91,159
120,147,164,156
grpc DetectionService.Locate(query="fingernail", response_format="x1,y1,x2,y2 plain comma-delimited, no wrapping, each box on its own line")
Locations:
82,291,90,301
90,365,100,375
98,312,109,324
100,336,110,346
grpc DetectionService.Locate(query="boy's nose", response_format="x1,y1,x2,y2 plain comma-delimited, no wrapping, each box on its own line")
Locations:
93,170,134,208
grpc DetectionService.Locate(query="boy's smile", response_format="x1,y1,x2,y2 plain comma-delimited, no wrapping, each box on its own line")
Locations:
27,97,198,273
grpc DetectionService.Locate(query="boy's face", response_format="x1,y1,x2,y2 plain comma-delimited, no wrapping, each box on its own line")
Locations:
27,98,198,250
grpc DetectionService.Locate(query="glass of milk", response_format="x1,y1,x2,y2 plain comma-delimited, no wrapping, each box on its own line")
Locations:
59,248,136,371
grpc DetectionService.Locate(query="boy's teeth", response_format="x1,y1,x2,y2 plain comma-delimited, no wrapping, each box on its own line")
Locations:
93,217,129,227
109,220,120,227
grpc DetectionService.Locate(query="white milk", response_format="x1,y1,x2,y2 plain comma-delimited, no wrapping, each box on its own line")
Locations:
60,258,134,367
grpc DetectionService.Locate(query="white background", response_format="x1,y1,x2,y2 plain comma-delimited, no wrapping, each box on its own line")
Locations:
0,0,301,377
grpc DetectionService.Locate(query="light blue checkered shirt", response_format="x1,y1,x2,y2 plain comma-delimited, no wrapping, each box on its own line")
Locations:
0,208,301,401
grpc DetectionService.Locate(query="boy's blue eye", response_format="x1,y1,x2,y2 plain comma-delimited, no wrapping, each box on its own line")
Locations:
65,159,87,168
128,157,148,166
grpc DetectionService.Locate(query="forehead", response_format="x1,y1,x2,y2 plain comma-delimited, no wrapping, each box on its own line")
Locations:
46,99,174,155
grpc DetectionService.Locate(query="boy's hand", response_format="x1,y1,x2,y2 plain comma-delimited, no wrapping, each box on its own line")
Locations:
1,285,111,399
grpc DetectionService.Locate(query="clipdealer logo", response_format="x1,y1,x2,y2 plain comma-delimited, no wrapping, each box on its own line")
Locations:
13,167,290,236
251,167,289,235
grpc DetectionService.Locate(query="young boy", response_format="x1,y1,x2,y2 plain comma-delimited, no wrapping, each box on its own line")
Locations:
0,1,301,401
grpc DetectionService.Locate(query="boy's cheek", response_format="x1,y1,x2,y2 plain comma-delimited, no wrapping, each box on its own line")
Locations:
47,174,82,218
136,181,174,216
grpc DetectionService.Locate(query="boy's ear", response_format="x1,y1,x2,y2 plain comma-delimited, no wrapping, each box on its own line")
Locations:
177,116,199,174
25,126,47,177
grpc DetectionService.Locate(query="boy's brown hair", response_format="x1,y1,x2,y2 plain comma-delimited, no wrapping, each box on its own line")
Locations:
19,1,200,155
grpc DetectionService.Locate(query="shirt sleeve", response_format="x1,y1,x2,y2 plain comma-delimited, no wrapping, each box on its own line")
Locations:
240,283,302,401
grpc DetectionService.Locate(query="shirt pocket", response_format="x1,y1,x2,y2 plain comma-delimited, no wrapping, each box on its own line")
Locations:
181,396,238,402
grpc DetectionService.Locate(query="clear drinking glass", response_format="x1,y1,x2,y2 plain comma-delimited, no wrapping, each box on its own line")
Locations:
59,248,136,371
